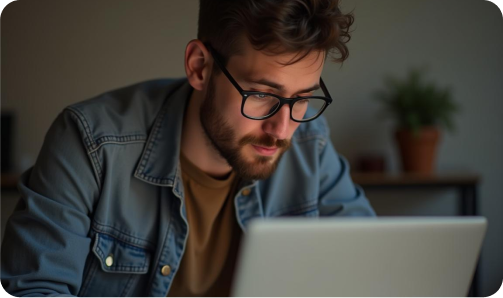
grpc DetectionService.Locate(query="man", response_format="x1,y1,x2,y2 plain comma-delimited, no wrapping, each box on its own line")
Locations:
1,0,375,296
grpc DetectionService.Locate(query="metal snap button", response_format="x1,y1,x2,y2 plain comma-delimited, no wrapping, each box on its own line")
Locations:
241,188,251,196
161,265,171,276
105,255,113,267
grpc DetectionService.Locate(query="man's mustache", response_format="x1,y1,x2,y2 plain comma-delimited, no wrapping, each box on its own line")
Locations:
239,134,291,149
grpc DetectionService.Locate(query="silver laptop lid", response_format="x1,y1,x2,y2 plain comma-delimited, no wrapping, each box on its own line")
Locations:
232,217,487,297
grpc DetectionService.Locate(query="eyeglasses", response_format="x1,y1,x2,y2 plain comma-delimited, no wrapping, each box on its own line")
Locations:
206,44,333,123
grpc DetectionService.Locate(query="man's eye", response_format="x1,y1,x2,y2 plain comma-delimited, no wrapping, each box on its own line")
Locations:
297,99,310,104
252,94,271,100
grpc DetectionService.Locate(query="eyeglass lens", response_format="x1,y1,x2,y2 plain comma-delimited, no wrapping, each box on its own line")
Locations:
243,92,327,121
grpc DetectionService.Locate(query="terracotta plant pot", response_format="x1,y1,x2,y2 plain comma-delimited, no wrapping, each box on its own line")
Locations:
395,127,440,174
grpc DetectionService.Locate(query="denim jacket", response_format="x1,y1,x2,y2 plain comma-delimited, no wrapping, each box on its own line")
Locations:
1,78,375,297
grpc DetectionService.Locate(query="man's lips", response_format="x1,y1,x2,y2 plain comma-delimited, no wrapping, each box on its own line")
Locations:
251,145,278,156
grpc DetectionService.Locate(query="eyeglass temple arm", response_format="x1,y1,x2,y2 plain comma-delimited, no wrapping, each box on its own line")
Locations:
205,44,244,93
319,78,332,102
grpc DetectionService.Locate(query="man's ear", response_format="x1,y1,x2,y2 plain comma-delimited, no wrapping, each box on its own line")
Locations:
185,39,212,91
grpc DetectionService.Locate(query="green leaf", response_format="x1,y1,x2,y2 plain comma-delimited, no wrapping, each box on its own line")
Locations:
373,67,458,133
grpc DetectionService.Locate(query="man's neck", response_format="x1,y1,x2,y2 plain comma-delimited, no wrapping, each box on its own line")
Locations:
181,90,233,179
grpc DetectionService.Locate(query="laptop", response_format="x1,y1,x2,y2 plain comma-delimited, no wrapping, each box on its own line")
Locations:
231,217,487,297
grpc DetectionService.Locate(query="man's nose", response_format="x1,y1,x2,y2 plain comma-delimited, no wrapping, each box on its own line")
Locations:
262,104,291,140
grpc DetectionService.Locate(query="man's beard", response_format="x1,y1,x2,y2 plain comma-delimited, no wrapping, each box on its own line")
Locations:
200,75,291,181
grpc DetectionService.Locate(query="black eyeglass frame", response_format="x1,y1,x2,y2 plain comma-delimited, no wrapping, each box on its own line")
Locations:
206,44,333,123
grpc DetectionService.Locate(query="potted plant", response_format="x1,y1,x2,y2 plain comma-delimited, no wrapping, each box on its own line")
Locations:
374,67,458,174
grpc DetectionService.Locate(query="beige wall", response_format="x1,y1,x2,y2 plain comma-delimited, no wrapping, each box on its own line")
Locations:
2,0,502,295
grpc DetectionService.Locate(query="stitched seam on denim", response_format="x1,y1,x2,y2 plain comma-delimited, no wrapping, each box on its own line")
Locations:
89,140,146,154
95,134,147,145
104,265,148,272
135,106,167,175
88,151,103,184
95,234,150,272
95,243,105,263
167,194,181,290
74,111,105,179
94,239,107,273
66,107,97,150
66,108,103,188
135,168,175,185
146,193,175,295
136,176,174,186
92,221,156,249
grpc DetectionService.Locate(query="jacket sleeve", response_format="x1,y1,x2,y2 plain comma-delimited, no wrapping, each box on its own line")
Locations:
318,138,376,217
1,109,100,296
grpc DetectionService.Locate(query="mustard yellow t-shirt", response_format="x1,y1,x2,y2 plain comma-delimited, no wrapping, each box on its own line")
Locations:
168,154,242,297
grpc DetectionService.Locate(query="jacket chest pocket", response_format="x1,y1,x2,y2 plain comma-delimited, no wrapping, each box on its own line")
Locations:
79,232,153,297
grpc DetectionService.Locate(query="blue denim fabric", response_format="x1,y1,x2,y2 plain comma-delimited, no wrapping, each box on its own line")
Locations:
1,78,375,296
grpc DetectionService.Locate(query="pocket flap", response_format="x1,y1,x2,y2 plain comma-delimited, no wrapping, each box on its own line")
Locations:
92,233,151,274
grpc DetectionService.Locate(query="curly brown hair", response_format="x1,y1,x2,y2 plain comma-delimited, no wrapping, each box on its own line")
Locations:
197,0,354,66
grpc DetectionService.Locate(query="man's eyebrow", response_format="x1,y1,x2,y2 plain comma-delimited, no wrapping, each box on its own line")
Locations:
246,78,320,94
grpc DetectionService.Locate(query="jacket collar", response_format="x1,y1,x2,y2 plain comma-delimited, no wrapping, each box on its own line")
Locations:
134,79,192,188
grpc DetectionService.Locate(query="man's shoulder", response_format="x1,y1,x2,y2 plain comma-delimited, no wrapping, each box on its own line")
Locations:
64,78,186,141
292,112,330,143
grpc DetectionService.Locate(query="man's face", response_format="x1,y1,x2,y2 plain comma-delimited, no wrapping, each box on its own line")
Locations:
200,42,325,180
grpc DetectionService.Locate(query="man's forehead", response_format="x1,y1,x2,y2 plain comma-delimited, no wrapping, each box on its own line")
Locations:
227,51,325,86
227,36,325,71
234,48,324,70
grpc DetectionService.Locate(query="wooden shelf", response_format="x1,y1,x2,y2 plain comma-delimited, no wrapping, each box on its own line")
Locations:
352,172,480,187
